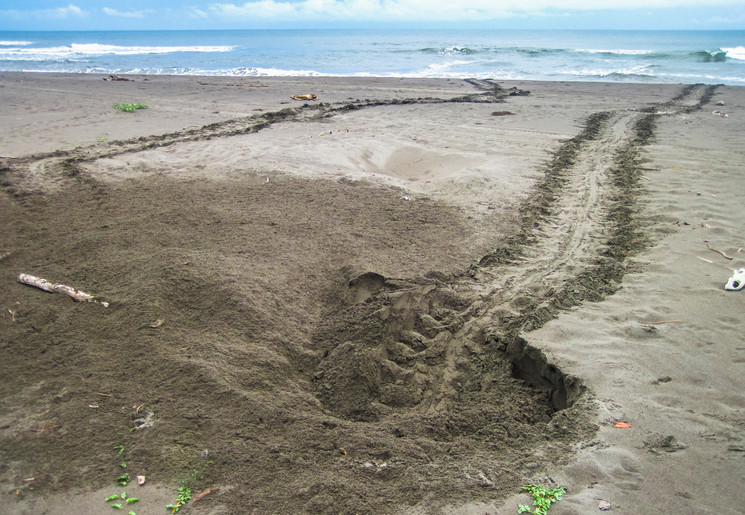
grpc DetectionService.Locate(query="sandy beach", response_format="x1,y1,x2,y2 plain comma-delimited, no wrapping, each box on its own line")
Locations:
0,72,743,514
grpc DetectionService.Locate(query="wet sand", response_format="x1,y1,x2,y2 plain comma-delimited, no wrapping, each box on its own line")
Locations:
0,73,743,514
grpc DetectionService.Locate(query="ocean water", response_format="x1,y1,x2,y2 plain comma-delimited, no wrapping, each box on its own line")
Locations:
0,29,743,85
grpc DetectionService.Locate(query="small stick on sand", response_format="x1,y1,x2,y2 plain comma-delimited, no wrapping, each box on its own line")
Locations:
697,256,736,271
641,319,682,325
192,487,220,503
705,243,733,260
17,273,109,306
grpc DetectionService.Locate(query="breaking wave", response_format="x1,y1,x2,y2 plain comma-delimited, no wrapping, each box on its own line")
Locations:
723,46,745,61
0,43,235,61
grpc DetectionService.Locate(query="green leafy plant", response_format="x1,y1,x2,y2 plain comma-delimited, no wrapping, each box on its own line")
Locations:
166,484,192,513
518,484,566,515
105,494,120,502
116,472,130,486
113,103,149,112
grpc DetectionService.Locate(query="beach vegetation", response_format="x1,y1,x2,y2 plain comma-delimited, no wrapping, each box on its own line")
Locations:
113,103,149,112
166,484,192,513
518,484,566,515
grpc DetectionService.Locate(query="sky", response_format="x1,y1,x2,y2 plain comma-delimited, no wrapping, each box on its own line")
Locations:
0,1,744,31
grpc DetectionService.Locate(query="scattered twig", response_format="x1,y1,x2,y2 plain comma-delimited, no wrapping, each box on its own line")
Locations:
95,392,113,397
697,256,735,271
17,273,109,306
706,243,733,260
641,319,682,325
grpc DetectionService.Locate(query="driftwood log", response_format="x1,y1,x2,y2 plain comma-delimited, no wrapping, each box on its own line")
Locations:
18,273,108,306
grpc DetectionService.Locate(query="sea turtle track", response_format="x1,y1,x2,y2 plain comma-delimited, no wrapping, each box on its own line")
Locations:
0,78,525,194
311,83,718,422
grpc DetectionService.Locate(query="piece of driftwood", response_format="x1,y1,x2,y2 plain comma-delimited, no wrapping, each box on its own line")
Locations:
192,487,220,503
290,93,317,101
103,74,131,81
17,273,109,306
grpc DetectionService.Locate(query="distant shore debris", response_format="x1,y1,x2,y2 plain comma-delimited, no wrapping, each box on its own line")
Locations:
291,93,317,101
103,74,131,81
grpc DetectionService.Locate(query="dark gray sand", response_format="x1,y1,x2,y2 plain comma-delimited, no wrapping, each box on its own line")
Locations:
1,73,743,514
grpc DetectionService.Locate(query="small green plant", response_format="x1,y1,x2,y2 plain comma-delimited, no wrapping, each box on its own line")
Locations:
105,443,141,513
518,484,566,515
166,484,192,513
113,103,149,112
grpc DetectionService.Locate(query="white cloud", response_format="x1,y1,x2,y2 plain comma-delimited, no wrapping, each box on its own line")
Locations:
186,7,210,18
207,0,745,21
49,4,87,18
0,3,88,20
210,1,298,18
102,7,155,18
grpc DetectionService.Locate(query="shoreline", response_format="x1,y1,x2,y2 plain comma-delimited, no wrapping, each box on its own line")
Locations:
1,73,744,514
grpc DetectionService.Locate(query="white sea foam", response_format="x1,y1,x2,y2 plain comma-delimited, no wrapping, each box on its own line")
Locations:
558,65,654,79
723,46,745,61
117,66,328,77
0,43,235,60
658,71,745,85
576,48,653,55
424,60,472,72
0,41,33,46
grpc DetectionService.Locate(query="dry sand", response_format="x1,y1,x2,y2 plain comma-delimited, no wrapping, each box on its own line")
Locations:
0,73,743,514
